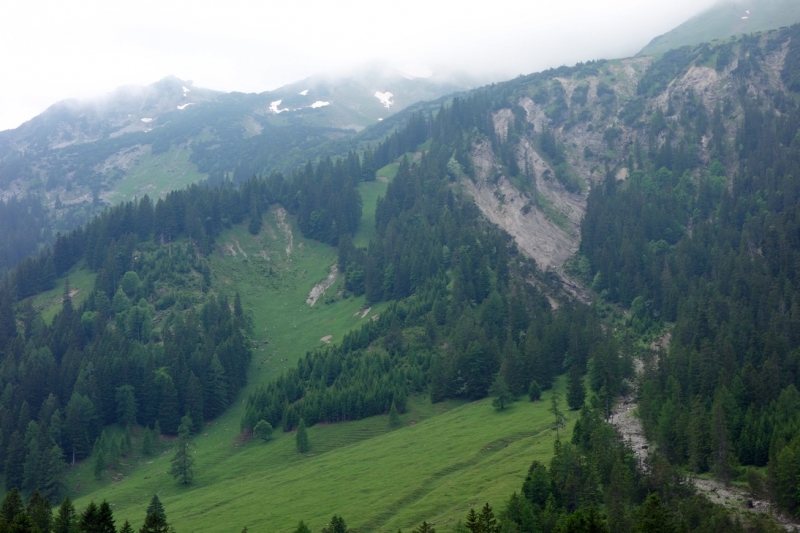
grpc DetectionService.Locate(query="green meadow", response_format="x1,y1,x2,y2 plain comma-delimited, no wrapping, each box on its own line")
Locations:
107,147,206,205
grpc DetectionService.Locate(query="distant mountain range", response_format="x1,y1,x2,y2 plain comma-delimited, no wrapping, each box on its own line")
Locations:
0,66,476,236
639,0,800,56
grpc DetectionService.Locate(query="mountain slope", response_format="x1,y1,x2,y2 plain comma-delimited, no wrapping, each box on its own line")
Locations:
0,68,473,249
638,0,800,56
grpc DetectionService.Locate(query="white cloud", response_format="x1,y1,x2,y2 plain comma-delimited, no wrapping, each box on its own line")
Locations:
0,0,719,131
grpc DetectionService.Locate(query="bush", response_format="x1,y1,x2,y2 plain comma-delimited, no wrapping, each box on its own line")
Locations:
253,420,273,442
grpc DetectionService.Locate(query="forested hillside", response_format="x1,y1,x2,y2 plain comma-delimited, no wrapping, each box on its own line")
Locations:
578,24,800,516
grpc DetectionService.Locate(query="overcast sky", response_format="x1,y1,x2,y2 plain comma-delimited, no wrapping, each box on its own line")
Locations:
0,0,720,132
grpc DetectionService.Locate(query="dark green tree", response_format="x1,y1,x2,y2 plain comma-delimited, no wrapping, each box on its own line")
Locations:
566,365,586,410
115,385,137,427
412,521,435,533
633,494,674,533
293,521,310,533
2,488,24,524
139,495,169,533
528,380,542,402
489,375,514,411
296,418,310,453
53,498,77,533
141,427,154,457
253,420,273,442
322,515,347,533
78,501,99,533
550,392,565,437
388,401,401,427
97,501,115,533
26,491,52,533
169,415,195,485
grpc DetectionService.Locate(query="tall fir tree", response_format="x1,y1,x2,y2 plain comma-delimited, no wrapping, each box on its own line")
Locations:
169,415,195,485
296,418,310,453
566,365,586,410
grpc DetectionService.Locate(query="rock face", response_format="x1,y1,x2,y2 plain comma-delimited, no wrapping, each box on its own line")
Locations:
461,33,793,275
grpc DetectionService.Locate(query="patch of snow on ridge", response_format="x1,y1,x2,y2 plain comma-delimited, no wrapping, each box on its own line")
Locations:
140,118,153,123
299,89,309,96
177,103,195,110
182,86,190,96
310,101,330,108
375,91,394,109
270,100,288,113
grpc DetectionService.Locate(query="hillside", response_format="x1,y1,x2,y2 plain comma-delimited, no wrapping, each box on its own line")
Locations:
638,0,800,57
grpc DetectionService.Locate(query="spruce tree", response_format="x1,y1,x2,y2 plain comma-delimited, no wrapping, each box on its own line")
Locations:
139,495,169,533
141,426,154,456
79,501,99,533
388,401,401,427
413,521,436,533
169,415,195,485
323,515,347,533
53,497,77,533
26,490,52,533
489,375,514,411
528,380,542,402
97,500,116,533
566,365,586,410
550,391,564,437
119,520,134,533
2,488,25,524
296,418,310,453
293,521,311,533
93,448,106,481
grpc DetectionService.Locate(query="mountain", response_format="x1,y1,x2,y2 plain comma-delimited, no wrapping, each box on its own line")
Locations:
0,67,474,244
638,0,800,56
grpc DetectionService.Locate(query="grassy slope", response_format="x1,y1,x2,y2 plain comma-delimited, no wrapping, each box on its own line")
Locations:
63,185,568,532
107,147,206,205
639,0,800,56
31,266,96,324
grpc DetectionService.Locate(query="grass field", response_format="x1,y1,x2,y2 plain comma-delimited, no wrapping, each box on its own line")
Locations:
353,178,390,248
30,265,96,324
69,383,572,533
107,147,206,205
62,206,570,532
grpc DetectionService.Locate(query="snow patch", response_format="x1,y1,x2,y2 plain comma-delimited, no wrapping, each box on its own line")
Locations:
375,91,394,109
310,101,330,108
177,103,195,110
378,118,383,121
299,89,309,96
140,118,153,123
742,16,748,19
270,100,288,113
182,86,190,96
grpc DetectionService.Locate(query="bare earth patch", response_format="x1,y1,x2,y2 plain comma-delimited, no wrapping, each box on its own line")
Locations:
320,335,333,343
274,206,294,257
306,265,339,307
